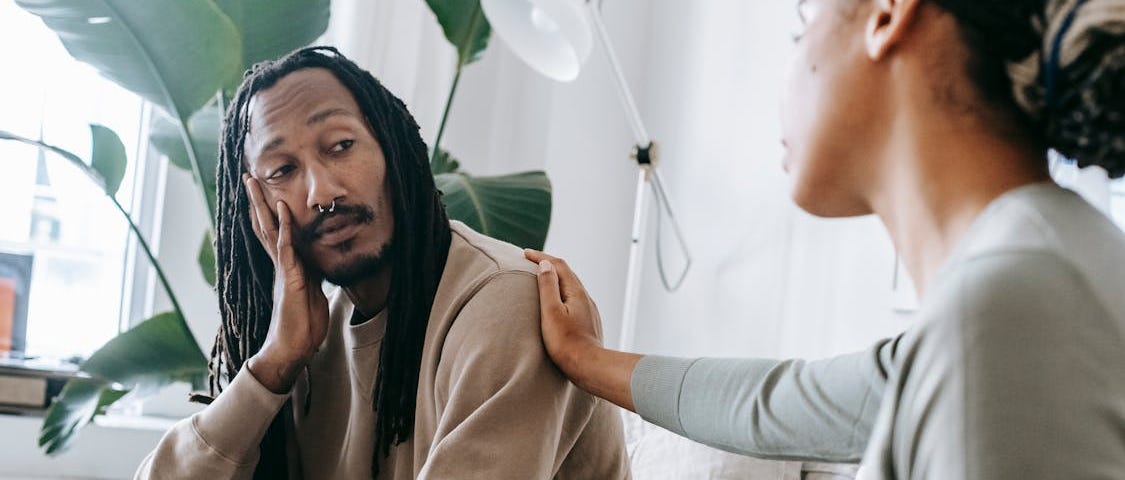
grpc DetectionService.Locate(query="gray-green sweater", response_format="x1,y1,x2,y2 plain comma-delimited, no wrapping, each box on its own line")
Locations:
632,182,1125,479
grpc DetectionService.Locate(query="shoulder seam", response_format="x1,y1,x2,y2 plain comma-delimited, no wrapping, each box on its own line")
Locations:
451,226,537,276
461,270,538,304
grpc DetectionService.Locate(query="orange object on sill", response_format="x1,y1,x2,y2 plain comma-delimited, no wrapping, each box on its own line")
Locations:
0,278,14,352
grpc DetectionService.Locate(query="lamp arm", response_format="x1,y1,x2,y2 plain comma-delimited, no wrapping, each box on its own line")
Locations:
587,1,650,147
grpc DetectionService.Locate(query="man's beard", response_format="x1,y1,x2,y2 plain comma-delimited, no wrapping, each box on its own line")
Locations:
291,202,391,287
320,242,393,286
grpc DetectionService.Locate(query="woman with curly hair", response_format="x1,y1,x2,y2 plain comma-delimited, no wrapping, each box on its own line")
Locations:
527,0,1125,478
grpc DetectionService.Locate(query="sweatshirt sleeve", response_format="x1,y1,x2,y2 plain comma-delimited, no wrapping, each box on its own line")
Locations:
134,366,289,479
419,271,628,480
630,336,897,463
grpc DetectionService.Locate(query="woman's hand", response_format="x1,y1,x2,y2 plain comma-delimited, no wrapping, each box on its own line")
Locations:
243,174,330,394
525,249,643,411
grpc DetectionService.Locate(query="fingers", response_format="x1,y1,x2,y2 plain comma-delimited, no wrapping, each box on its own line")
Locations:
244,174,279,260
275,200,305,287
524,249,553,264
535,260,566,315
525,249,586,303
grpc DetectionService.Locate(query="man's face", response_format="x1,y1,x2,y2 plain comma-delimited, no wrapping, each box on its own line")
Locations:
243,68,395,285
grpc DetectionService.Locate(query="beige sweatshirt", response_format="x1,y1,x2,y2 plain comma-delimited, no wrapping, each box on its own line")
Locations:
135,221,630,479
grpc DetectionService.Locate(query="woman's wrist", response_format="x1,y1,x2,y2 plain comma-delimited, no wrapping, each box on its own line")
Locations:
561,339,643,412
559,337,601,389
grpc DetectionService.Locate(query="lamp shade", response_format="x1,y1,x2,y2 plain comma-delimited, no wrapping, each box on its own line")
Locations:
481,0,593,82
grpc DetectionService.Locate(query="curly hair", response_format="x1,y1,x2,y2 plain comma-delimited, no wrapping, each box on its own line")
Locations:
928,0,1125,176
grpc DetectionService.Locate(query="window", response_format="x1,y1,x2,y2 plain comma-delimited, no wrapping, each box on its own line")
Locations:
1048,150,1125,229
0,2,154,359
1111,179,1125,227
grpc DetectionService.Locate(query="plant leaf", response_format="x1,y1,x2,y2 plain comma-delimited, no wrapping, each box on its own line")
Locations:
15,0,242,120
425,0,493,67
89,124,127,196
79,311,207,393
436,171,552,249
213,0,331,88
198,231,216,288
431,147,462,175
150,106,221,216
38,378,129,455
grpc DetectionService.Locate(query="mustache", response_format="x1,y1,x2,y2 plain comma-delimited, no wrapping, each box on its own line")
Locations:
297,203,376,244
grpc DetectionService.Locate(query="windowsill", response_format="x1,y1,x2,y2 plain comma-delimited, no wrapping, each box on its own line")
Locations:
0,411,168,479
0,408,180,432
92,412,179,431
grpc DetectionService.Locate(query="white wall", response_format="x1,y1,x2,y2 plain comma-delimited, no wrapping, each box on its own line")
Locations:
0,415,167,480
335,0,909,360
629,1,907,359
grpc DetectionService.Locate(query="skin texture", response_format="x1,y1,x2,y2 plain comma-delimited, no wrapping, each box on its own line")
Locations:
527,0,1051,412
239,68,398,393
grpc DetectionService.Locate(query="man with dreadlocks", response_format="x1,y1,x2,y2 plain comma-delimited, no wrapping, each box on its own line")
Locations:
135,46,629,479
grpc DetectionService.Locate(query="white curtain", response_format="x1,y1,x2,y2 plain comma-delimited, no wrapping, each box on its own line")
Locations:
322,0,961,362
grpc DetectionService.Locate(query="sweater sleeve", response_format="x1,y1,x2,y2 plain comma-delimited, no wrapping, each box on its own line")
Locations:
134,367,289,479
630,336,896,463
419,271,628,480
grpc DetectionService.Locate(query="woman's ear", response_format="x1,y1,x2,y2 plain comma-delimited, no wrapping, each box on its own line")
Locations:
865,0,924,60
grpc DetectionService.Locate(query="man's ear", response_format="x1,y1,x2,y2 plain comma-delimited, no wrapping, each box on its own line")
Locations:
865,0,924,60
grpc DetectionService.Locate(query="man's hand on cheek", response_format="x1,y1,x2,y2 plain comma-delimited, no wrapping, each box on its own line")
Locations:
243,174,330,394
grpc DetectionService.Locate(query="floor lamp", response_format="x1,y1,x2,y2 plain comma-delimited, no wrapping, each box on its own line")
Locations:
481,0,692,350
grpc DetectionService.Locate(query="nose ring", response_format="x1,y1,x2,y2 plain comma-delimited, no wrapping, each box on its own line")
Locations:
316,200,336,214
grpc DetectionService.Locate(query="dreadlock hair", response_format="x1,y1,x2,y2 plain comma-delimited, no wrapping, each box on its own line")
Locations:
204,45,451,478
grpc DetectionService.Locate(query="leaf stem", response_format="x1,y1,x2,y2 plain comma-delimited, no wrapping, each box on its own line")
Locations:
107,194,191,340
431,65,463,164
176,111,216,232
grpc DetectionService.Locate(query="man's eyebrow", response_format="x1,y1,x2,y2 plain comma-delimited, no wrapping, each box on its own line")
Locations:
259,137,286,158
307,107,355,125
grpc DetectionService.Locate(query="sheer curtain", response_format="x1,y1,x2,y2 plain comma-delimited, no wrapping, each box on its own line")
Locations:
327,0,1124,363
323,0,651,351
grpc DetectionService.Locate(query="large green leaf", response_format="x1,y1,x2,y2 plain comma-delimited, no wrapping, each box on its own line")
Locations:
150,107,221,214
150,108,220,176
15,0,241,120
425,0,492,67
80,311,207,396
199,231,216,288
89,124,127,196
38,378,129,455
213,0,331,88
436,171,552,249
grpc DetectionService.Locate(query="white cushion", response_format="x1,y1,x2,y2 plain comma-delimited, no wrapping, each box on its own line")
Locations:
623,411,858,480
